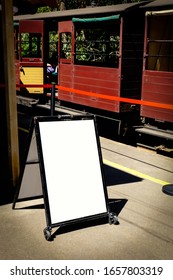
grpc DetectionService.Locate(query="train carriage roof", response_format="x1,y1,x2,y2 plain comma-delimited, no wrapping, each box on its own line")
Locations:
13,2,149,21
141,0,173,10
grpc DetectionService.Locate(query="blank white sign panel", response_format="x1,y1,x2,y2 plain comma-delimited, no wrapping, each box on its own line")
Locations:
39,119,107,225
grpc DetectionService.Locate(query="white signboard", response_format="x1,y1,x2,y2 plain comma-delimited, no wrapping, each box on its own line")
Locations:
36,116,108,226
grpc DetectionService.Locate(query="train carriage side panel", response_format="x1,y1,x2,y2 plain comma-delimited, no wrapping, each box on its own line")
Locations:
58,20,74,102
73,65,120,112
141,12,173,124
20,66,44,94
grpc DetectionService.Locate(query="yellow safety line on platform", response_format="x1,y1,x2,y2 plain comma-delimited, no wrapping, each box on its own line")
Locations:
103,159,170,186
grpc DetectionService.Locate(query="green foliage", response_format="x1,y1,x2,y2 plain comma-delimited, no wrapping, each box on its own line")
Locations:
36,3,62,12
60,33,72,59
37,6,52,13
21,33,42,58
49,31,58,58
36,0,148,12
75,29,119,63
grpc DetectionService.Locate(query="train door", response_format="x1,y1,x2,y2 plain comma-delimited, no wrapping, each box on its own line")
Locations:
58,21,74,102
141,11,173,125
19,20,44,96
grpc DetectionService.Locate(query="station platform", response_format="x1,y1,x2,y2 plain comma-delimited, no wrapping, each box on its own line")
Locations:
0,137,173,260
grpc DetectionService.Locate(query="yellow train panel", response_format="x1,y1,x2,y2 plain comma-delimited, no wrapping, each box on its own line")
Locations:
20,67,44,94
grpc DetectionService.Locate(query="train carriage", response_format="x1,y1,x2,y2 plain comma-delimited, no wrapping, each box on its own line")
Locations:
14,2,146,113
14,0,173,152
57,4,145,115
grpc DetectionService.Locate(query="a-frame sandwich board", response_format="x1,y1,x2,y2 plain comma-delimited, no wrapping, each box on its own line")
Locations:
35,114,118,241
13,114,118,240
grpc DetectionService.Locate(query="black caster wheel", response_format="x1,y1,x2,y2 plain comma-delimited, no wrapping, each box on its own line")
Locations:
109,212,119,225
43,227,53,241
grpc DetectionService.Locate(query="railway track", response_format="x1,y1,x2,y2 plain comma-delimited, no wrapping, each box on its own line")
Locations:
17,101,173,159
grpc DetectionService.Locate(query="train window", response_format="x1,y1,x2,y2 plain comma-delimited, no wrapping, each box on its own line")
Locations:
146,16,173,72
74,28,119,67
20,32,42,59
49,31,58,60
60,32,72,59
146,40,173,71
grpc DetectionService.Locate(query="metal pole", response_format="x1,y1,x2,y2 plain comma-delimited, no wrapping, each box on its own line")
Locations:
51,82,55,116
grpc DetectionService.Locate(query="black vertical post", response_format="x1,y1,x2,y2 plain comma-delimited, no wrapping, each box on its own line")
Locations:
51,82,55,116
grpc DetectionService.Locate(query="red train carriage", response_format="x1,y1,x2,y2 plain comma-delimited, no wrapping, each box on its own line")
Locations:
14,2,146,114
14,0,173,150
136,0,173,150
57,4,145,115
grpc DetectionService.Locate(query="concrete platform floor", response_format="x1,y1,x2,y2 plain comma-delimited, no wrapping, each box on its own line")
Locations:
0,137,173,260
